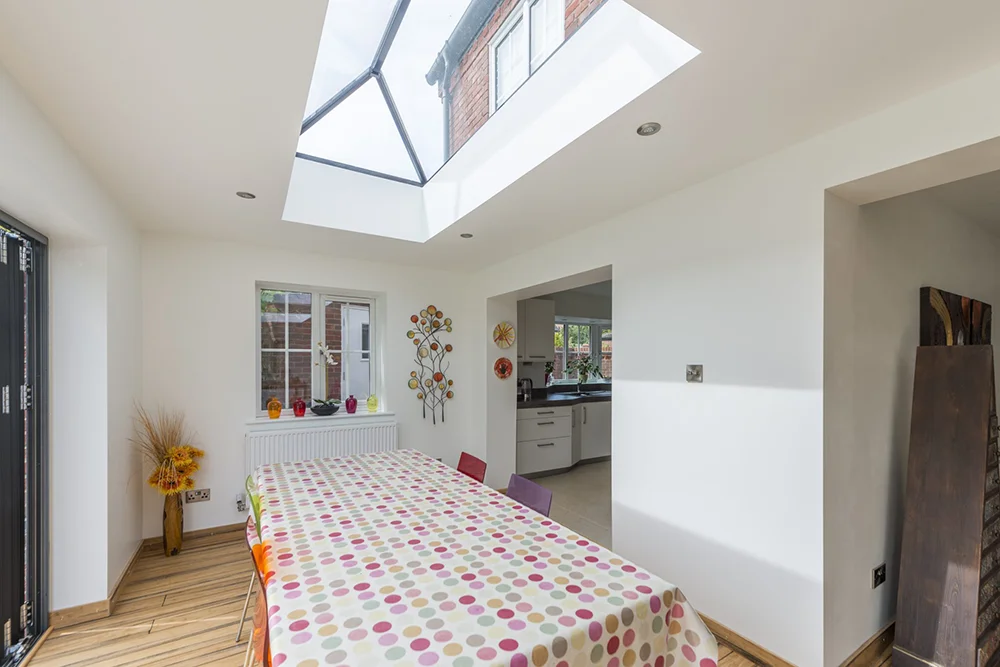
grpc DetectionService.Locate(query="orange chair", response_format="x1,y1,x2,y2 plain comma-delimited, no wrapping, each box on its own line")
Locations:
457,452,487,483
241,515,270,667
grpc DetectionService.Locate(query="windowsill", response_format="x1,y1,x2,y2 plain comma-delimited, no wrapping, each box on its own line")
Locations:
247,411,396,430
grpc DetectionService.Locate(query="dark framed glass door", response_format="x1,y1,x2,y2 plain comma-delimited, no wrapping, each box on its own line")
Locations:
0,210,46,666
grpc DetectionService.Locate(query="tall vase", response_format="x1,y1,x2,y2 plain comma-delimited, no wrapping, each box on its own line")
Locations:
163,493,183,557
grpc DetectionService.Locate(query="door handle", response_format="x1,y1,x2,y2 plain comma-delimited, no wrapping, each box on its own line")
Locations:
583,406,587,424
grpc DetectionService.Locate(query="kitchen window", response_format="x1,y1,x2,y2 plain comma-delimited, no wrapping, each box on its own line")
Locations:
552,319,611,382
258,284,377,414
490,0,565,112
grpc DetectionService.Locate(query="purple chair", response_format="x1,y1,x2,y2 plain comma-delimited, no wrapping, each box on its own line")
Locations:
506,474,553,517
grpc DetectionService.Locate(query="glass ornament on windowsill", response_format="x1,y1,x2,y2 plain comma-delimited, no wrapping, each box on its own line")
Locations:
266,396,282,419
367,394,379,412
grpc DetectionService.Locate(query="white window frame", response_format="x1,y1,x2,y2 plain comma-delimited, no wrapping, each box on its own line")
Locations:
553,317,611,383
256,282,380,417
488,0,566,114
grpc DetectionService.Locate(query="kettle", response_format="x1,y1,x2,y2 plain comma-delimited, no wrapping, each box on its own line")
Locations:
518,378,533,402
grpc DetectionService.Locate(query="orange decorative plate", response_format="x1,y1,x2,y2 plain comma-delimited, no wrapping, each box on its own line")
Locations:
494,357,513,380
493,321,515,348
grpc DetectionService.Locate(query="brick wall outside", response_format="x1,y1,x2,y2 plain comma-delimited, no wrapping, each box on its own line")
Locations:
447,0,603,155
324,301,343,400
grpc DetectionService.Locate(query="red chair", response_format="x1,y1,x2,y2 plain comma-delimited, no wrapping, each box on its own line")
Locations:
457,452,487,483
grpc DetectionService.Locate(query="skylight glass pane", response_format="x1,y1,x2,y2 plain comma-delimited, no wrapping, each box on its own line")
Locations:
297,78,419,182
380,0,480,178
301,0,396,120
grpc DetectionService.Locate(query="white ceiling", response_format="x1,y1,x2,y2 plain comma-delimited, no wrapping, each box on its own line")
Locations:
2,1,1000,269
923,168,1000,235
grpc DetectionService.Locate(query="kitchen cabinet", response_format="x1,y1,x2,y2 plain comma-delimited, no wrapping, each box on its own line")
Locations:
519,298,555,362
580,401,612,460
516,405,572,474
571,405,582,464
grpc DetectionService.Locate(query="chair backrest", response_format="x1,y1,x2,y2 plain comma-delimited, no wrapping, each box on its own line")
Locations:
246,475,262,539
457,452,487,483
506,474,553,517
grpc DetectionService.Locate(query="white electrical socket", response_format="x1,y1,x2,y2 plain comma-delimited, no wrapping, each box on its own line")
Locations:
236,493,247,512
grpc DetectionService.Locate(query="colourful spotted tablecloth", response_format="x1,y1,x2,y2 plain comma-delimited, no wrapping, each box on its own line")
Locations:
254,449,718,667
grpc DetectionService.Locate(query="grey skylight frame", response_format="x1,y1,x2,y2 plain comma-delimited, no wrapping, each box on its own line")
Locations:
297,0,609,187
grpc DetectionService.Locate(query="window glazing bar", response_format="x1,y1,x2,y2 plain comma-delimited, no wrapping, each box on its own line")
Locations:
301,69,372,134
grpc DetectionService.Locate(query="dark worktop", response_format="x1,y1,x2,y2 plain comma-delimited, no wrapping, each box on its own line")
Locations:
516,390,612,409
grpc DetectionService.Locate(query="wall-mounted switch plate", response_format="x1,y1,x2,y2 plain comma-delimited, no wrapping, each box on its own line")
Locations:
686,364,703,383
872,563,886,589
184,488,211,503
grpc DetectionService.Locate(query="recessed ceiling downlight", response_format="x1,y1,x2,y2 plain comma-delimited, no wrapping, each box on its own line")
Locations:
636,122,661,137
460,233,474,239
236,191,256,199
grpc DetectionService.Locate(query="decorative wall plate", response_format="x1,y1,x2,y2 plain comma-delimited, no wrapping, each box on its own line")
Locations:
494,357,513,380
493,321,515,349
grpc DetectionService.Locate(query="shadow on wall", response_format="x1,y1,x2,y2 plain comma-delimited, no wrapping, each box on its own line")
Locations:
611,502,822,667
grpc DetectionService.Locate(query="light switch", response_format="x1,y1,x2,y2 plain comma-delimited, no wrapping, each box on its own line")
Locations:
686,364,703,383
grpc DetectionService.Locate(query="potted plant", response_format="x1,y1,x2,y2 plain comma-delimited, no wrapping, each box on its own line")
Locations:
133,405,204,557
566,356,604,386
544,361,554,386
311,397,340,416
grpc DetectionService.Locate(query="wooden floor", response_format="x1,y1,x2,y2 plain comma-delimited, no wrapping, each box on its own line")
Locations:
30,530,254,666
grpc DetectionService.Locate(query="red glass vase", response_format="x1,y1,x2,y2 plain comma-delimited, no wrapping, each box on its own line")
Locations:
345,395,357,414
292,397,307,417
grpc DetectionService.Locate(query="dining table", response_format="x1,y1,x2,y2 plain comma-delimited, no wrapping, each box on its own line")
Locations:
253,449,719,667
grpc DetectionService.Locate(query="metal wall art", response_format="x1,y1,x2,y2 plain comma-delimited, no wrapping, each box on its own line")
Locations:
407,305,454,424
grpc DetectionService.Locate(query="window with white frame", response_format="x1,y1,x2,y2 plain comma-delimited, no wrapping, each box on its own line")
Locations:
258,285,376,414
552,318,611,382
490,0,565,112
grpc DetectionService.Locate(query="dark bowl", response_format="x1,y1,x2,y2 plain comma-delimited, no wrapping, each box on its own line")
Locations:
310,403,339,416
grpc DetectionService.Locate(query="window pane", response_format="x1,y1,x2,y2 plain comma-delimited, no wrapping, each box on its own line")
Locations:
345,303,372,351
553,323,564,382
288,352,312,405
298,78,420,181
380,0,482,177
496,18,528,107
287,292,312,350
260,290,286,349
346,351,372,399
322,351,344,402
601,327,612,378
261,351,286,410
323,298,345,352
301,0,397,120
530,0,564,71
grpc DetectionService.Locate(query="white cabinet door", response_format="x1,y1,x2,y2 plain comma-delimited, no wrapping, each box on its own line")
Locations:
571,405,582,464
580,401,612,460
523,299,555,362
516,300,526,361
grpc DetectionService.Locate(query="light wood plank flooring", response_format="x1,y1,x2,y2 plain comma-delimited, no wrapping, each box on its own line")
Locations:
30,530,254,666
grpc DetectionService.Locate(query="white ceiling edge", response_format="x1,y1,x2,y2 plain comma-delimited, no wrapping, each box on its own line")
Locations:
281,0,698,244
282,157,427,242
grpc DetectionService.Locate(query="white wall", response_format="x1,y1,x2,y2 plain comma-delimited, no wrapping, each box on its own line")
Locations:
468,60,1000,666
139,234,475,536
0,62,142,609
823,191,1000,664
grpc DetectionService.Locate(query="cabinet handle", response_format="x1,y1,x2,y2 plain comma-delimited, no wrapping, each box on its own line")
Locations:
529,355,546,358
537,421,555,426
536,442,555,447
537,411,554,415
584,406,587,424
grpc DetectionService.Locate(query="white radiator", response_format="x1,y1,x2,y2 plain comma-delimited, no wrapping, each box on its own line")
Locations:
245,418,398,478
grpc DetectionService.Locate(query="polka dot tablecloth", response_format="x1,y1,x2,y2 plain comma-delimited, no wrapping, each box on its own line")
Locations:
254,449,718,667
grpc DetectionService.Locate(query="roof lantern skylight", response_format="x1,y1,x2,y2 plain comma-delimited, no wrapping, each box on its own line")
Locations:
297,0,607,186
